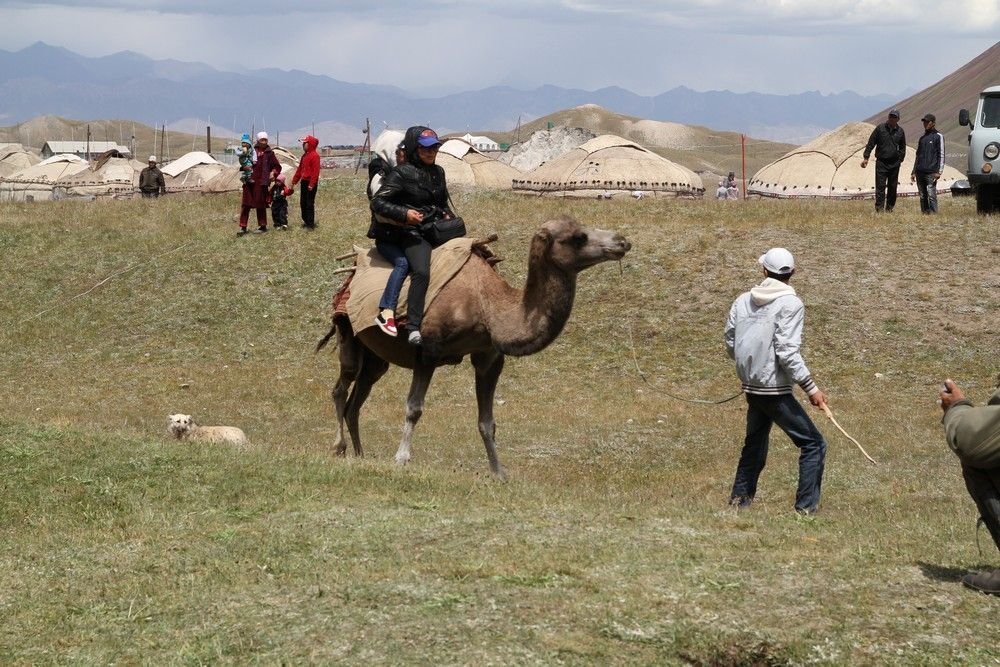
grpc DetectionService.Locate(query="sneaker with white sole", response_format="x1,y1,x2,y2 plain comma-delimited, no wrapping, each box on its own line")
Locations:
407,329,422,346
375,310,398,336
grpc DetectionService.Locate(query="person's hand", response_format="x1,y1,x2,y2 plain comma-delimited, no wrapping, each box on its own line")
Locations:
308,185,315,191
939,378,966,412
405,208,424,225
861,159,868,168
809,390,827,409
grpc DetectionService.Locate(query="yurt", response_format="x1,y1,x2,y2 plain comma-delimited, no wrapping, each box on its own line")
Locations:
0,145,40,178
748,122,963,199
161,151,227,193
512,134,704,198
0,154,90,202
201,148,299,194
436,139,521,189
52,153,144,199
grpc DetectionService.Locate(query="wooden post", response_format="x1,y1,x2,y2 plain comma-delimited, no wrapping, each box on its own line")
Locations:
741,134,746,200
206,126,212,154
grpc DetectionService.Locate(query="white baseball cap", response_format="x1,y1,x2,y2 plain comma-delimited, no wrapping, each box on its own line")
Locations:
148,155,157,162
256,131,268,141
759,247,795,275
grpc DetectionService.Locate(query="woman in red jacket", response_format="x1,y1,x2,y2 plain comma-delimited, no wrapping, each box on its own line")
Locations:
288,134,321,229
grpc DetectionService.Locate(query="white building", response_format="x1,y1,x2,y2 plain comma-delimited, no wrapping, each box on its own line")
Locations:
460,133,500,152
41,141,132,160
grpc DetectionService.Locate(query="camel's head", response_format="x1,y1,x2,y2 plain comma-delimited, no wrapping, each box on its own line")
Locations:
167,413,194,439
533,215,631,271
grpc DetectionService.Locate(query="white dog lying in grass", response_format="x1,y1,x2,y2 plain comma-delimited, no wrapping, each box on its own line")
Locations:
167,414,248,447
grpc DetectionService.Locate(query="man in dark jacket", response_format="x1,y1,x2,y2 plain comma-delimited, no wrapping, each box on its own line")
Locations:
138,155,166,198
940,378,1000,595
861,109,907,212
911,113,945,214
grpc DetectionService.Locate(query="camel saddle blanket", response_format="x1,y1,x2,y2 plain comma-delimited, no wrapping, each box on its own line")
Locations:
337,237,479,334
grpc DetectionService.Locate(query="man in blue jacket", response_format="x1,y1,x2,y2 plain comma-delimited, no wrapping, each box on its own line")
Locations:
724,248,829,515
911,113,945,214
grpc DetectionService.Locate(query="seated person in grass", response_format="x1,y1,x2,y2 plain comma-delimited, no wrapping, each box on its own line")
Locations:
940,377,1000,596
237,133,256,186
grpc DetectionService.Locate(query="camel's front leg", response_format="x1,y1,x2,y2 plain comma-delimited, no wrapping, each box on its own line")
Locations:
472,350,506,479
395,362,436,466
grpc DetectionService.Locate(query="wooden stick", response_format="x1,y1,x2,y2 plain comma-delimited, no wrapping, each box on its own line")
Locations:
822,404,877,465
334,251,356,261
332,267,356,275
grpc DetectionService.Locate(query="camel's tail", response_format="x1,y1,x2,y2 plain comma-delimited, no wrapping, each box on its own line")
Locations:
315,322,337,353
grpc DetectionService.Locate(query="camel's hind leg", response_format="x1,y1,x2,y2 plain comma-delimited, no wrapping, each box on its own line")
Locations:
472,350,506,479
394,362,436,467
344,349,389,456
331,320,361,456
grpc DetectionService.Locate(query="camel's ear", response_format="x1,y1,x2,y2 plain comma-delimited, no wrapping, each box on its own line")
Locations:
533,228,553,248
530,228,554,262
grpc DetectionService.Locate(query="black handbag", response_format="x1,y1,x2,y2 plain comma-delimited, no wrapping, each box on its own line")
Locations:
418,206,466,247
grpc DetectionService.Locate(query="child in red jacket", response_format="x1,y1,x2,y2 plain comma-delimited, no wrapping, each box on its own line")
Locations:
288,135,321,229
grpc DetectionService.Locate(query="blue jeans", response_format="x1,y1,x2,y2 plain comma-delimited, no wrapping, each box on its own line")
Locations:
731,393,827,512
375,241,409,312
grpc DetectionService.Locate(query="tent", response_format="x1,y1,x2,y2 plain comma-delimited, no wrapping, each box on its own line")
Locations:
748,122,964,199
52,155,145,200
436,139,521,189
201,148,299,194
0,145,40,178
161,151,227,193
512,134,704,198
0,153,90,202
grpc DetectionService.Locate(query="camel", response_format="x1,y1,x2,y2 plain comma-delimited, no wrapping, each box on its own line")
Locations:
317,215,631,478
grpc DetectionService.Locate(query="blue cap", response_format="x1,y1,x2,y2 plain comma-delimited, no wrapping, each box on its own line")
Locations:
241,133,251,143
416,129,442,147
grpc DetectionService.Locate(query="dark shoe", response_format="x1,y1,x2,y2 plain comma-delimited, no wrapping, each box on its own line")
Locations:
254,226,268,234
962,569,1000,595
729,496,752,509
236,228,249,237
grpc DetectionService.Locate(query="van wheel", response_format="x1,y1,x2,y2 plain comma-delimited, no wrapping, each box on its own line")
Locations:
976,183,1000,214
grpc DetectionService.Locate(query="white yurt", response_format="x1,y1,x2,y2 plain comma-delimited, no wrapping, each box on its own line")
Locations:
52,153,145,200
0,145,41,178
161,151,227,193
748,122,963,199
0,154,90,202
436,139,521,190
512,134,704,198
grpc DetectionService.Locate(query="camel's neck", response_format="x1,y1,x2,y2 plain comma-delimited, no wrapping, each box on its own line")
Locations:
490,254,577,357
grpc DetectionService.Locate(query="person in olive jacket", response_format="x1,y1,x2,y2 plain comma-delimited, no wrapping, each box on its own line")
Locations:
369,126,455,346
940,378,1000,596
861,109,906,212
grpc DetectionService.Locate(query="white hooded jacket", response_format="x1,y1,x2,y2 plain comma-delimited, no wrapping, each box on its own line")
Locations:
724,278,818,396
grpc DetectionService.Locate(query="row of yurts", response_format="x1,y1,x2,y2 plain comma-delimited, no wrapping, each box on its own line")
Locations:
0,122,963,202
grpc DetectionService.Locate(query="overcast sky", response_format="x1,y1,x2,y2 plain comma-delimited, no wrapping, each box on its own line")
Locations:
2,1,998,97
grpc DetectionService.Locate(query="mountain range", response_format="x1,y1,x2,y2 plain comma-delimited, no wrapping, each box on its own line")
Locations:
0,42,901,145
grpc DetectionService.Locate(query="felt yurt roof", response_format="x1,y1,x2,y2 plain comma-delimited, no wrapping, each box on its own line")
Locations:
161,151,221,177
52,156,143,199
0,146,41,177
161,151,226,192
436,139,521,190
0,154,90,201
748,122,963,199
512,134,704,198
270,146,300,167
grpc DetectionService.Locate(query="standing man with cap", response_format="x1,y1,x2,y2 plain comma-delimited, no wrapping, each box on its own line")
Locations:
288,134,321,230
861,109,907,212
237,131,281,236
724,248,829,515
911,113,945,214
138,155,166,198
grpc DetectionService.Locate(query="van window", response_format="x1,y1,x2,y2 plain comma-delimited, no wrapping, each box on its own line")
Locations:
982,95,1000,128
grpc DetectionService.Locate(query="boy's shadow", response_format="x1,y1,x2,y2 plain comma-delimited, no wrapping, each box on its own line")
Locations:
918,561,973,583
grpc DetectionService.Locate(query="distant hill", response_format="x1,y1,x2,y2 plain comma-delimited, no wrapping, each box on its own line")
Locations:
0,42,899,147
485,105,796,179
866,40,1000,168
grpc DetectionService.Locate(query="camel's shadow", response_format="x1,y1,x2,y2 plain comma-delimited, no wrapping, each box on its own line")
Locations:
917,561,973,583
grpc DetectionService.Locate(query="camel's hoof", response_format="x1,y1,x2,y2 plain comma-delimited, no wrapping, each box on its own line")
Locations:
334,446,347,458
492,466,508,482
394,454,410,467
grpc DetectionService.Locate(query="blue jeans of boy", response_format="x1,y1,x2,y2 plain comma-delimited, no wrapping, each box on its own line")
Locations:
731,393,827,512
375,241,409,313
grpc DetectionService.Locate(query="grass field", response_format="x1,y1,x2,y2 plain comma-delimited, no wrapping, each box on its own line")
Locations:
1,173,998,665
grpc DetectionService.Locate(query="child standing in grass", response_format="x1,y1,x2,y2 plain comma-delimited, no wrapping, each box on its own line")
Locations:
270,173,289,230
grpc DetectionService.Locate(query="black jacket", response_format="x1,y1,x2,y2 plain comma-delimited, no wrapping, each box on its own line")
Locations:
863,122,906,168
913,129,945,175
369,159,452,243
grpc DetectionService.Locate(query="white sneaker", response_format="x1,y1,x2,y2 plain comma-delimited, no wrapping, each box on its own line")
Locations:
407,330,422,346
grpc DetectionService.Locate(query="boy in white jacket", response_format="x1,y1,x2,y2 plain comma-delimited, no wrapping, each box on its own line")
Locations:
724,248,829,514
